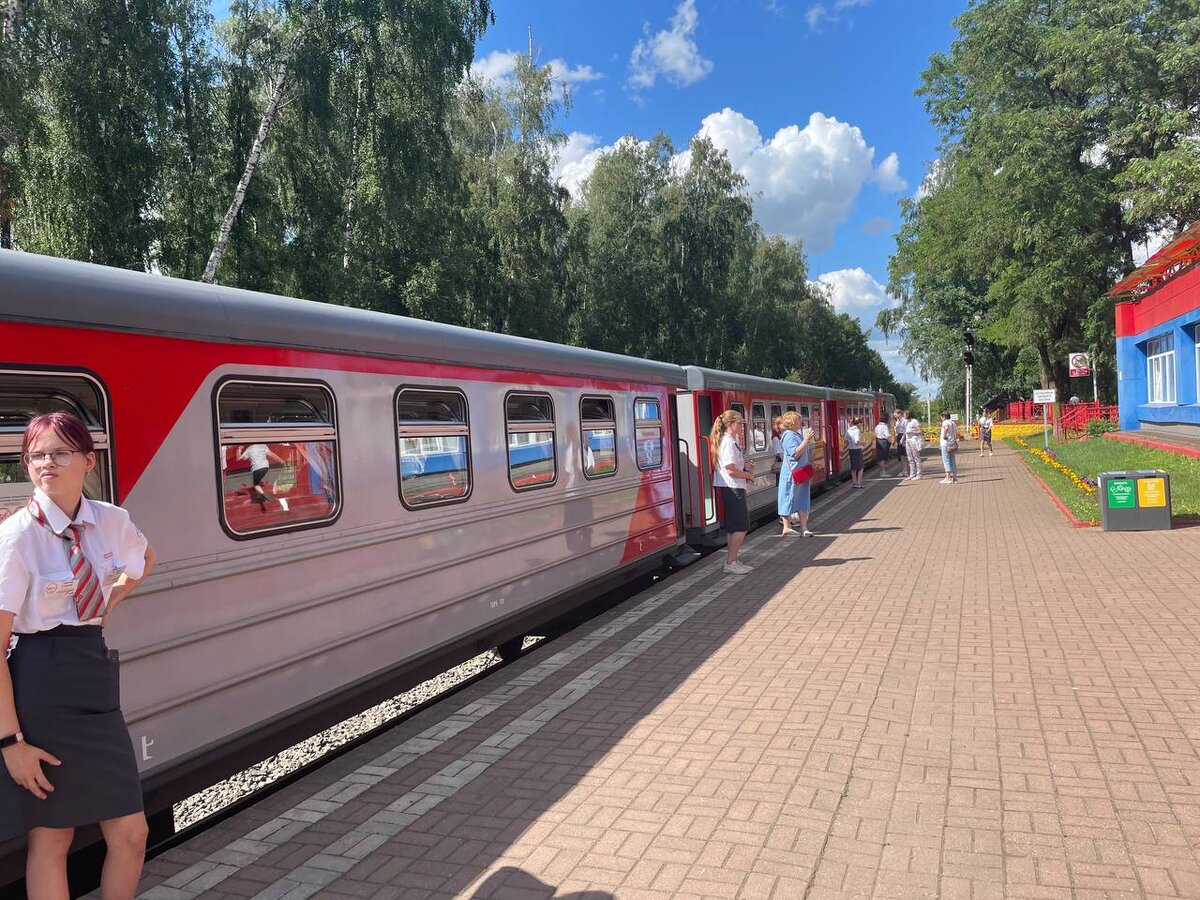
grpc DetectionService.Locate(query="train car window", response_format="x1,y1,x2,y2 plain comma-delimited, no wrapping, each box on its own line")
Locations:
750,402,768,452
580,396,617,479
633,397,663,470
770,403,783,420
730,402,746,449
0,371,113,519
785,404,797,414
506,392,556,491
396,388,471,508
215,380,340,538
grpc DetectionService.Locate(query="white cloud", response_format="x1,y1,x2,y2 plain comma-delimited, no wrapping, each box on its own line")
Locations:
816,267,893,317
470,50,604,95
872,152,907,192
914,156,948,200
693,108,903,251
471,50,519,85
628,0,713,90
805,0,871,31
553,132,605,198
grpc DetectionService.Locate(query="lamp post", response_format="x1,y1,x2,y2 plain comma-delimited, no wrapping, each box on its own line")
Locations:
963,328,975,433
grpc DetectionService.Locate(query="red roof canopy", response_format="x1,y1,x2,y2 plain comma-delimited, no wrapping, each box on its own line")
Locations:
1109,221,1200,300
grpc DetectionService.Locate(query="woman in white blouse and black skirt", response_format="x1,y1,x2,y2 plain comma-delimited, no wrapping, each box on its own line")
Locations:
0,411,156,899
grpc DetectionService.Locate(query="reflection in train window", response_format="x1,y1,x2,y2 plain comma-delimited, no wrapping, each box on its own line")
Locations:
396,388,471,508
506,392,556,491
751,402,768,452
580,396,617,478
770,403,783,421
0,371,113,520
730,402,746,449
634,397,663,470
215,380,340,537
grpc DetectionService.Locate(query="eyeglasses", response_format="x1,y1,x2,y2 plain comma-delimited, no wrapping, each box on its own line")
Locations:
23,450,80,467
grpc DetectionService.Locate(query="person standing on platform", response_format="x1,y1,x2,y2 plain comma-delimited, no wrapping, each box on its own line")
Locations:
978,409,994,457
710,410,755,575
777,412,816,537
895,410,910,478
0,411,157,899
939,411,960,484
846,417,865,490
770,417,785,488
904,410,924,480
874,417,891,478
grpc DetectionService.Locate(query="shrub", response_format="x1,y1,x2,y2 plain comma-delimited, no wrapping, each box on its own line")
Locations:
1086,417,1118,437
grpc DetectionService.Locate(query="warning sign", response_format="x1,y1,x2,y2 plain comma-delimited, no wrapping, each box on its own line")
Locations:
1137,477,1167,508
1069,352,1091,377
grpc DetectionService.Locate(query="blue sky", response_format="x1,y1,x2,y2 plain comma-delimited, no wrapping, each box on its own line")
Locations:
472,0,965,389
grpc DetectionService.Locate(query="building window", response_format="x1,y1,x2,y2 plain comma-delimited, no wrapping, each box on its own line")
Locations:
634,397,663,470
507,393,556,490
1146,333,1176,404
751,402,768,452
580,396,617,478
396,388,471,508
216,380,340,537
0,371,113,520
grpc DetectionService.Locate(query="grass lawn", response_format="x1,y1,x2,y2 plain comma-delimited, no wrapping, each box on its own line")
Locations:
1006,435,1200,521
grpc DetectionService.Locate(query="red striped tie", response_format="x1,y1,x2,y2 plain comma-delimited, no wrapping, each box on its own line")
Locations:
28,499,105,622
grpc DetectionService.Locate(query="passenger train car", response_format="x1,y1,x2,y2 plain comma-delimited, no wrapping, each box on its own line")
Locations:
0,253,688,872
0,252,895,879
674,367,891,543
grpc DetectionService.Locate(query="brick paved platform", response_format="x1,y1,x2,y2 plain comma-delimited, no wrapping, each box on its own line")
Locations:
130,447,1200,900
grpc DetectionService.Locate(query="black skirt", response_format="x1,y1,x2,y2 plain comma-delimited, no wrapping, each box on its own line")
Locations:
0,626,142,838
716,486,750,533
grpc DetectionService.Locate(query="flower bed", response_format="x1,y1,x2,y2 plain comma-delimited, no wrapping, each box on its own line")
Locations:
1014,436,1097,495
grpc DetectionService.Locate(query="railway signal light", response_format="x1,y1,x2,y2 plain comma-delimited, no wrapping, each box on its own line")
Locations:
963,349,974,366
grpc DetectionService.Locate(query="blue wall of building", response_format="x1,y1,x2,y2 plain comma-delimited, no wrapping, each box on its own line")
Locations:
1117,307,1200,430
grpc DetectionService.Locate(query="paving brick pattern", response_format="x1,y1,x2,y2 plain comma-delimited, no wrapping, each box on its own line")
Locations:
129,447,1200,899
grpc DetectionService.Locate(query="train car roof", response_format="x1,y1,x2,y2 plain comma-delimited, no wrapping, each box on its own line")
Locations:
683,366,875,402
0,252,689,387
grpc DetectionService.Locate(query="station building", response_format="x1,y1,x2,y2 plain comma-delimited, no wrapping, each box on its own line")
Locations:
1113,221,1200,431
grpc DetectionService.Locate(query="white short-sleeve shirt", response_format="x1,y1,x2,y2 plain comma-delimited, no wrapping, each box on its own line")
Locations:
239,444,271,471
874,422,890,441
713,433,744,490
906,418,922,436
0,487,149,633
846,426,862,449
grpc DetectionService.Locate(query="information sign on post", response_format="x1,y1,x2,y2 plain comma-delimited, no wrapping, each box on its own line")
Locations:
1032,389,1057,449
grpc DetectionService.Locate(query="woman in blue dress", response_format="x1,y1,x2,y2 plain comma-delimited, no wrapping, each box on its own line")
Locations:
777,411,817,536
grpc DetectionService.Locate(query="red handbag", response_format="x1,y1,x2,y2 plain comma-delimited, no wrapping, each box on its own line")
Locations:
791,463,814,485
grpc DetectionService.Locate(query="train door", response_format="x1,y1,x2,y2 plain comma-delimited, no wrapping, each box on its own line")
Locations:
674,390,722,542
823,400,841,479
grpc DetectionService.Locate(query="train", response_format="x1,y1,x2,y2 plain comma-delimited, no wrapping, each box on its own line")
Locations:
0,251,894,876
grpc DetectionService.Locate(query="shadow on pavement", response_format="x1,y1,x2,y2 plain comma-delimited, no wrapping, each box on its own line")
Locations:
471,867,615,899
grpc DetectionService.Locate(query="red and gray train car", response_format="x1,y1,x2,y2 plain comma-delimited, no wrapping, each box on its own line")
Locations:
0,252,892,872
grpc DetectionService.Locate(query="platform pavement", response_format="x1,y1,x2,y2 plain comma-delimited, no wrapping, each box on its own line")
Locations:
125,446,1200,900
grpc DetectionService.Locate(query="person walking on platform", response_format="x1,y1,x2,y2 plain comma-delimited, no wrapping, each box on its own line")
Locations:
939,410,960,484
0,411,157,899
777,412,816,537
978,409,994,457
894,410,909,478
904,410,924,479
710,409,755,575
874,417,891,478
846,417,865,489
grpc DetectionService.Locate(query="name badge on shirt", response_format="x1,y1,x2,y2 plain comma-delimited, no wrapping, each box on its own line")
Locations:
105,563,127,587
42,578,77,599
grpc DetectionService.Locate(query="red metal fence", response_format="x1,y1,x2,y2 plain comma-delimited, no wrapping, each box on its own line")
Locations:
997,401,1119,435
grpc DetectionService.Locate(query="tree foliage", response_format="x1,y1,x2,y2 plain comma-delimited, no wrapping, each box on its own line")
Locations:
0,0,900,392
886,0,1200,406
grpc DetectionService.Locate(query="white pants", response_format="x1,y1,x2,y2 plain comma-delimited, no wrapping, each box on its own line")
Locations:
906,439,923,476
